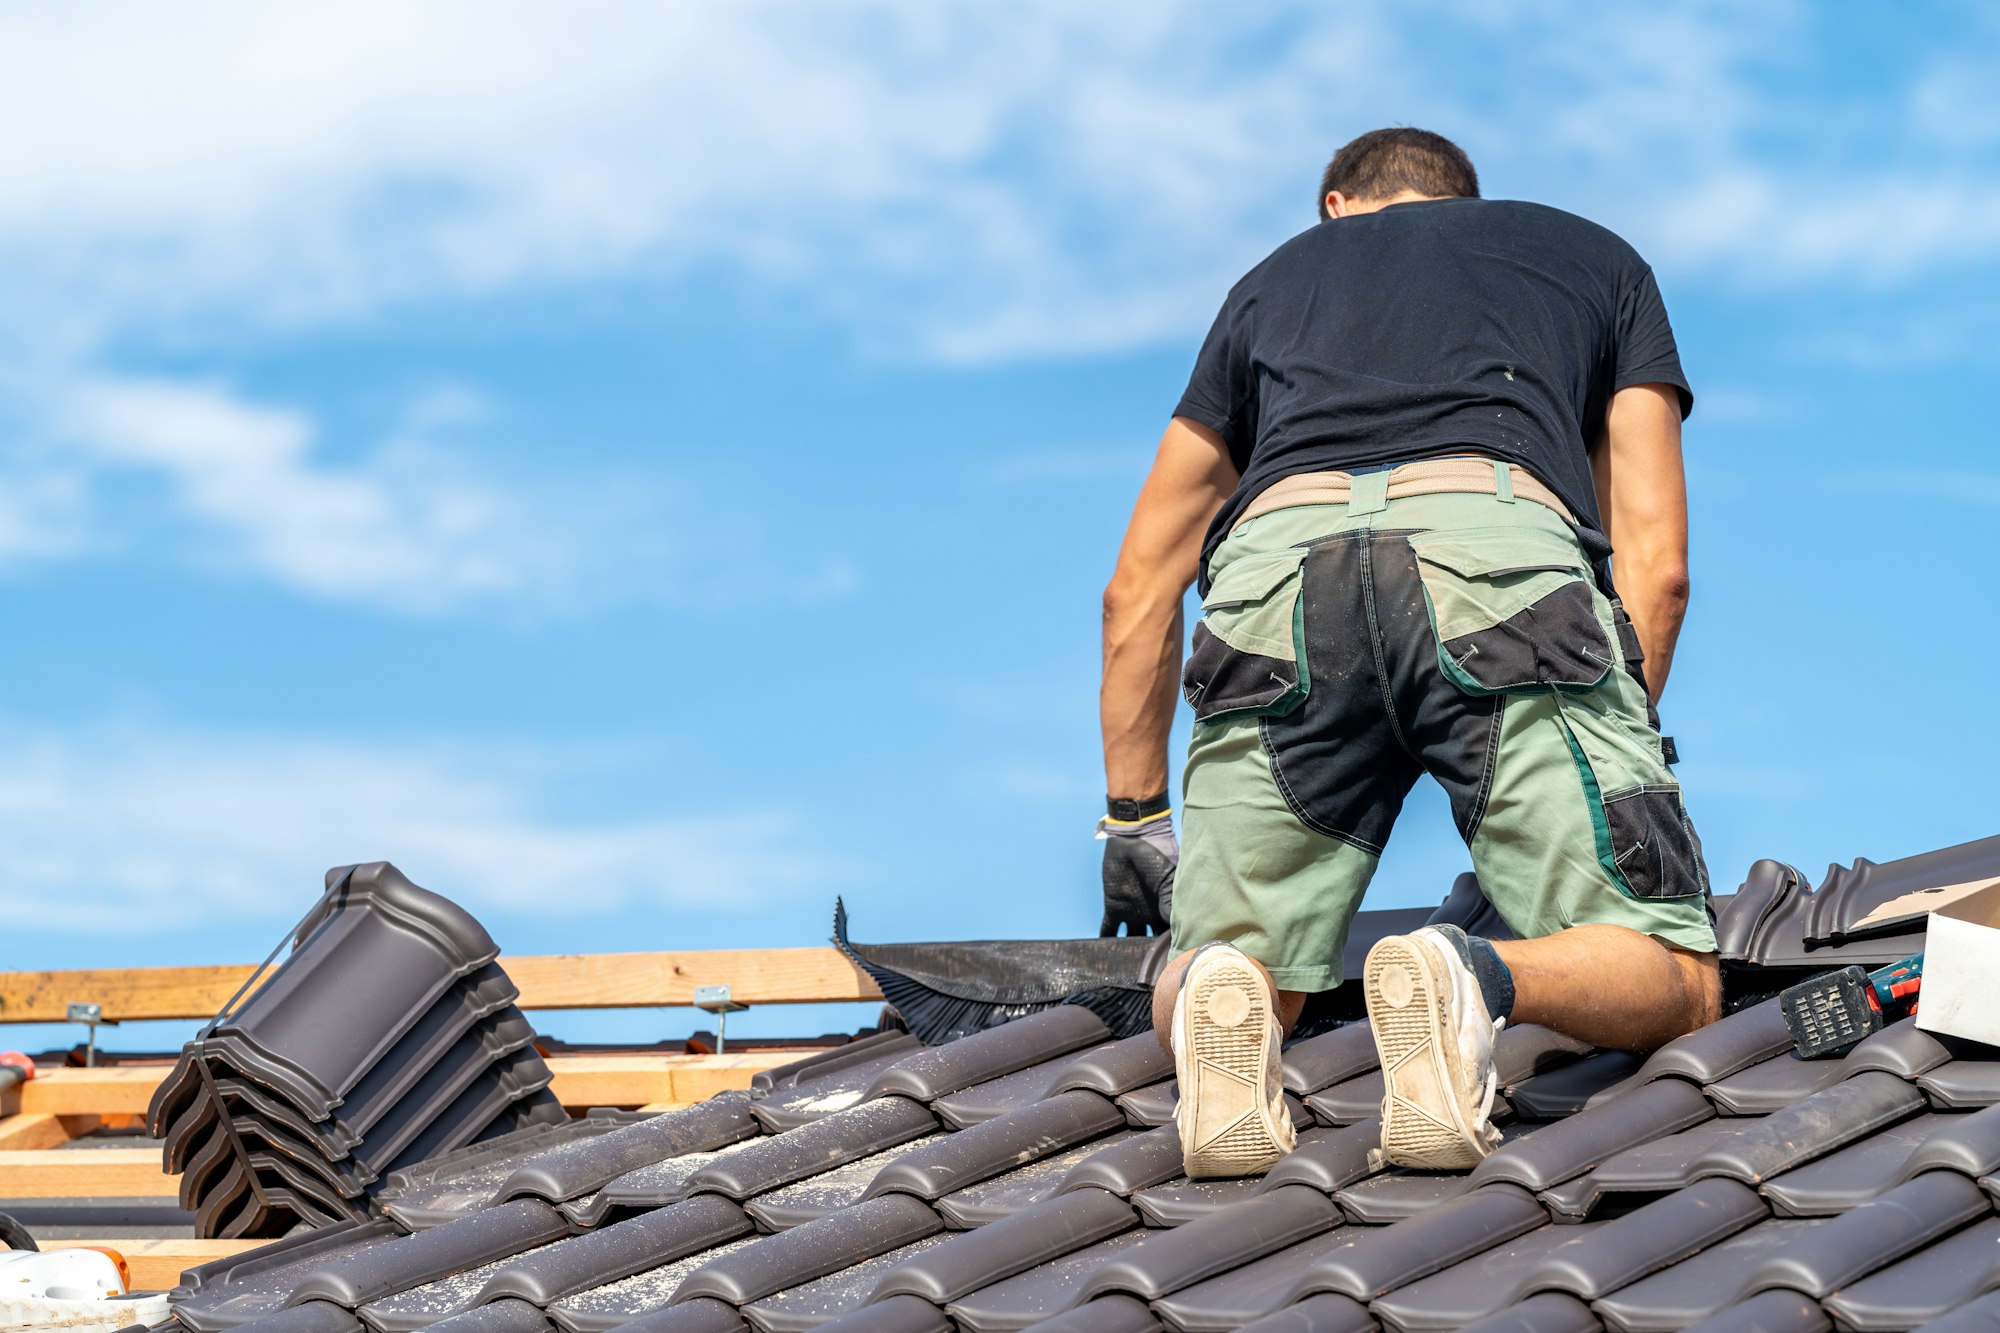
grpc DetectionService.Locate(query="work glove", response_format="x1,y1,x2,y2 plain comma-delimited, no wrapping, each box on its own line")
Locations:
1098,797,1177,937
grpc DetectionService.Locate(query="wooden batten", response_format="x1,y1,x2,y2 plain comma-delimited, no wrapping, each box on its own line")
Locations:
0,947,883,1024
0,1148,174,1198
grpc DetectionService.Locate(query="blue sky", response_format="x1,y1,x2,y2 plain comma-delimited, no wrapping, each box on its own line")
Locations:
2,1,1998,1053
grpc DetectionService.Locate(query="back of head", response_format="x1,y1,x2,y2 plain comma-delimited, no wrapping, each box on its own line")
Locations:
1318,128,1479,219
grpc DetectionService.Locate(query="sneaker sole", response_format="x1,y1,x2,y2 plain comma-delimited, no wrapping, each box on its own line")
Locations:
1178,949,1288,1177
1364,934,1488,1170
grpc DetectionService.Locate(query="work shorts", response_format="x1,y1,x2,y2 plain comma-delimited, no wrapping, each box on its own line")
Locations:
1170,469,1717,991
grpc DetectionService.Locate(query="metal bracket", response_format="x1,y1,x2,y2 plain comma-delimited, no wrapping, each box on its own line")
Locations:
692,984,749,1054
66,1002,119,1067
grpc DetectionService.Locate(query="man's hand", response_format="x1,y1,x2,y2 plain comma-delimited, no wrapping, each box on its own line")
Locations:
1099,809,1177,936
1590,383,1691,702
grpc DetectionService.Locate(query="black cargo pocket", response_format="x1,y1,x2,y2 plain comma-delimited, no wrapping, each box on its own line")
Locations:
1602,788,1709,901
1407,526,1617,695
1555,692,1710,902
1182,546,1309,724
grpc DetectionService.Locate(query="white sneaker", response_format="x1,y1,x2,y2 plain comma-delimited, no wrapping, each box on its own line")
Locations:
1364,926,1504,1169
1170,943,1297,1178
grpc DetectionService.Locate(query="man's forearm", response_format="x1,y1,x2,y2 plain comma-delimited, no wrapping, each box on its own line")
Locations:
1619,568,1689,702
1592,383,1691,704
1098,417,1238,801
1101,581,1185,799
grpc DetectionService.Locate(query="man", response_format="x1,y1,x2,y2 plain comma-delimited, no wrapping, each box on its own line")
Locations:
1096,128,1719,1177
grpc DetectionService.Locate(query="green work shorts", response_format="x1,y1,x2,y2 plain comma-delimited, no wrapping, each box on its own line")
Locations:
1170,474,1716,992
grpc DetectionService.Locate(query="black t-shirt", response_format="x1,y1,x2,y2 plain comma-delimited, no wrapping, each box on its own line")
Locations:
1177,197,1691,572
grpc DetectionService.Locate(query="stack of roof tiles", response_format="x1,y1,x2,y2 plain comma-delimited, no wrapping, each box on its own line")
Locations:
146,834,2000,1331
147,863,566,1240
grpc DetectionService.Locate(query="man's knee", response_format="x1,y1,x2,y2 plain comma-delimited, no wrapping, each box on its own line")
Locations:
1671,948,1723,1035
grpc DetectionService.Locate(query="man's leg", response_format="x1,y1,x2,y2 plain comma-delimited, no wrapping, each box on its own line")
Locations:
1493,926,1719,1050
1159,712,1373,1177
1150,950,1307,1042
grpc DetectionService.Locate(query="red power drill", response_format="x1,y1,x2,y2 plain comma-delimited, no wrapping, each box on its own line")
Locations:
1779,953,1923,1059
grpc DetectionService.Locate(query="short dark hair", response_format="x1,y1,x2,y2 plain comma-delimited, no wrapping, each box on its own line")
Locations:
1318,128,1479,218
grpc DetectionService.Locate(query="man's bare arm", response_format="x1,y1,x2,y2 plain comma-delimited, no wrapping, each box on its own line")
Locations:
1101,418,1240,798
1590,383,1690,702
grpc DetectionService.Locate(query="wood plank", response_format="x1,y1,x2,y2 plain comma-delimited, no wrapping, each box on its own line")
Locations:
0,948,882,1023
53,1238,263,1290
15,1050,810,1119
547,1051,800,1108
18,1068,166,1119
503,949,881,1011
0,1113,98,1150
0,1148,174,1198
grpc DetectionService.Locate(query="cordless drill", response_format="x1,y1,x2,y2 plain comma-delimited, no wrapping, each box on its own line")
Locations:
1779,953,1923,1059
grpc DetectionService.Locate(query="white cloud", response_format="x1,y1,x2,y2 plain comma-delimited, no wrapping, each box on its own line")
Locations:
0,1,1984,366
0,719,841,936
4,372,670,612
0,0,1985,614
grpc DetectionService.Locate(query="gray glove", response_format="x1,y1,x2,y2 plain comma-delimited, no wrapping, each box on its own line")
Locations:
1098,808,1176,937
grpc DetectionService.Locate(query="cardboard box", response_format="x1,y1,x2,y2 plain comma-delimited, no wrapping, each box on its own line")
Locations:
1914,876,2000,1046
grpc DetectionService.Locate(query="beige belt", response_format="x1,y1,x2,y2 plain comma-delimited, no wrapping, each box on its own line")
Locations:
1231,456,1574,532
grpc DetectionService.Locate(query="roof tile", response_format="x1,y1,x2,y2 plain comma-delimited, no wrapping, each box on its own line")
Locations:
1469,1079,1713,1192
475,1195,752,1307
423,1298,553,1333
1020,1292,1162,1333
1507,1050,1644,1121
1042,1034,1175,1099
1681,1288,1830,1333
864,1007,1111,1104
1332,1170,1473,1224
286,1198,570,1309
815,1291,951,1333
1280,1024,1379,1097
1255,1120,1383,1197
1235,1290,1376,1333
1130,1177,1264,1227
1370,1221,1604,1331
1516,1178,1767,1301
943,1229,1152,1332
740,1234,953,1332
1615,1002,1792,1095
685,1098,937,1202
935,1130,1139,1227
1760,1112,1955,1216
546,1238,761,1332
1285,1184,1548,1302
674,1195,942,1308
1588,1217,1825,1331
861,1091,1123,1202
497,1097,763,1205
870,1187,1139,1305
1075,1185,1339,1304
1050,1124,1183,1199
1689,1071,1927,1184
1821,1213,2000,1330
1737,1170,1989,1300
1452,1291,1601,1333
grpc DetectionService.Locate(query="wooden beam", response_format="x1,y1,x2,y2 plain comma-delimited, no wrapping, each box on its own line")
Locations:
504,950,881,1011
548,1050,801,1109
0,948,882,1024
0,1148,173,1198
18,1068,165,1119
11,1050,811,1120
53,1238,263,1291
0,1114,98,1150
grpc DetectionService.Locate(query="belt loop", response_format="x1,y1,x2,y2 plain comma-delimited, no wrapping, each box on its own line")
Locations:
1348,470,1389,516
1494,461,1517,503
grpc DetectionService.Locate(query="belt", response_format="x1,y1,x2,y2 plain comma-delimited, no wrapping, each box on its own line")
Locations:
1231,456,1575,533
